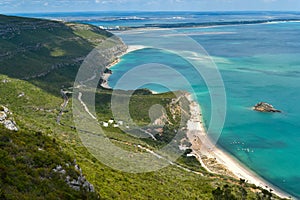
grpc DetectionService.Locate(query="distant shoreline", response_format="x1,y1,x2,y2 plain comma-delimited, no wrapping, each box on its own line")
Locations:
130,18,300,29
103,18,300,32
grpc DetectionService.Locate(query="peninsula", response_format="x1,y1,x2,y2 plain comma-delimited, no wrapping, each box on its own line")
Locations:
0,14,291,199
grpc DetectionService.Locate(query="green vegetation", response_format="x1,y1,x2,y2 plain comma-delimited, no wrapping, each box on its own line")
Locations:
0,127,99,200
0,15,287,199
0,15,115,81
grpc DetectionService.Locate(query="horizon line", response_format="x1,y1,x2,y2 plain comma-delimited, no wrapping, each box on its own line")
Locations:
3,10,300,15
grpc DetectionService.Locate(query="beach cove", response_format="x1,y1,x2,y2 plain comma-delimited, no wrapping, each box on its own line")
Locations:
101,42,294,199
102,19,300,198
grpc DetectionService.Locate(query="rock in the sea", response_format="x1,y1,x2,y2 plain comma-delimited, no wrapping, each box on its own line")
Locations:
253,102,281,113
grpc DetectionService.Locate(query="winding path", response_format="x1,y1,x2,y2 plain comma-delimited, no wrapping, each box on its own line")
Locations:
57,89,204,176
77,92,97,120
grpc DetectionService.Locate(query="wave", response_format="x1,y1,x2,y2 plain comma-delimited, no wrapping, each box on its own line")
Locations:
118,16,147,20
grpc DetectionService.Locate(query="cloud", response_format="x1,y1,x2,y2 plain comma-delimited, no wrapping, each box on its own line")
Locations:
0,0,14,5
96,0,135,4
0,0,299,13
263,0,277,2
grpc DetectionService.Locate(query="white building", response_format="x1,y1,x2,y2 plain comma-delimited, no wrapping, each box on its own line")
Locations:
186,153,195,157
103,122,109,127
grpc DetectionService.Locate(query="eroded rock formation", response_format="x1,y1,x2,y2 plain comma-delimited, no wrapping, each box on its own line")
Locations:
253,102,281,113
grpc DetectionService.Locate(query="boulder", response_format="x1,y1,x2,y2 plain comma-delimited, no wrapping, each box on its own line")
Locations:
0,105,9,113
0,111,7,121
104,68,112,74
58,162,95,193
3,120,18,131
253,102,281,113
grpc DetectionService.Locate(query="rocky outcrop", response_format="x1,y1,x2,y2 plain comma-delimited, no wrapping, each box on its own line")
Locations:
3,120,18,131
253,102,281,113
53,159,95,193
104,68,113,74
0,105,18,131
99,43,127,68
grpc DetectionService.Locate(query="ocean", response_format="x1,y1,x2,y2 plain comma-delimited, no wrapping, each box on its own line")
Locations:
17,11,300,198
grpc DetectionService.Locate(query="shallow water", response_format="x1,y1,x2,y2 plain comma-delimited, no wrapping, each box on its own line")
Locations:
109,22,300,198
16,11,300,198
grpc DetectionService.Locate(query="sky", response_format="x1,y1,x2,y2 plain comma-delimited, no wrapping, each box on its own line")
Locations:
0,0,300,13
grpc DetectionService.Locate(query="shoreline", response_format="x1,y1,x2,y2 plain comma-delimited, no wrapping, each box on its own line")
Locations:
100,43,293,199
185,93,293,199
100,45,147,89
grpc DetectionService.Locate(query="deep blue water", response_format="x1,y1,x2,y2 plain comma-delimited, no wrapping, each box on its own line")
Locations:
13,11,300,198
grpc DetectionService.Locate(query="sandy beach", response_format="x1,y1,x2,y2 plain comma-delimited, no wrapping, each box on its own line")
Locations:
100,45,147,89
185,93,292,199
100,43,292,199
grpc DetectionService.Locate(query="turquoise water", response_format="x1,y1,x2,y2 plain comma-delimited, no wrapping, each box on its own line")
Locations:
109,22,300,198
12,11,300,198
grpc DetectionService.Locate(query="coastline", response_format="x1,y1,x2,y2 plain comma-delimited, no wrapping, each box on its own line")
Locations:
185,93,292,199
100,44,293,199
100,45,147,89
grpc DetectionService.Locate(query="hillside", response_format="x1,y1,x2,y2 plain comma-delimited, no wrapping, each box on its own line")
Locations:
0,15,284,199
0,14,126,93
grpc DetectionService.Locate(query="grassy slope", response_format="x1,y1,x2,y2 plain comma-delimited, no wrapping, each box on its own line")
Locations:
0,15,283,199
0,126,99,200
0,15,112,79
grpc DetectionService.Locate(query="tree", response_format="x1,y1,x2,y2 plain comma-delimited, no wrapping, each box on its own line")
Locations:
212,187,223,200
212,185,238,200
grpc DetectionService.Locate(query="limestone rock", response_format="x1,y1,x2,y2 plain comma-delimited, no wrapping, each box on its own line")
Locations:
0,111,7,121
18,92,25,98
3,120,18,131
54,161,95,193
0,105,9,113
0,106,18,131
253,102,281,113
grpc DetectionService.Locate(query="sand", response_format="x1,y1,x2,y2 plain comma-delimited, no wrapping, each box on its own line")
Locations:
185,93,292,199
100,43,293,199
100,45,147,89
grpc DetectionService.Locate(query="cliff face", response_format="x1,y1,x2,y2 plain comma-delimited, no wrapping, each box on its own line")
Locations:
0,15,126,79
